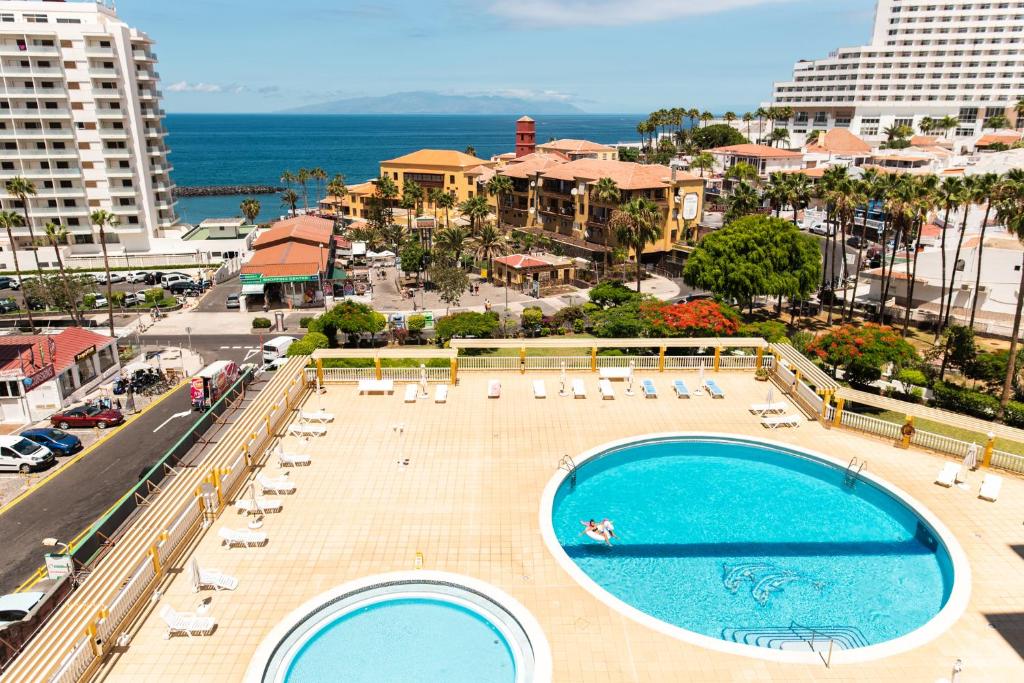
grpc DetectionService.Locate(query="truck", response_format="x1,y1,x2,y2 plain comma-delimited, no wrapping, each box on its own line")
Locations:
189,360,240,411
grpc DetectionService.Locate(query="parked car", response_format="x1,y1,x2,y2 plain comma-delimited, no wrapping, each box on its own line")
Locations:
809,223,835,236
10,276,32,291
86,293,109,308
122,292,142,306
95,271,125,284
225,293,240,309
0,591,45,628
21,427,82,456
0,276,14,290
0,435,54,473
846,235,870,249
166,279,200,295
144,271,165,285
50,404,124,430
25,296,46,311
126,271,149,283
0,297,18,313
161,273,191,289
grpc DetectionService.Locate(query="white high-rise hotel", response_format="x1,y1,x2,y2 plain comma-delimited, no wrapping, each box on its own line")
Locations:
770,0,1024,142
0,0,175,261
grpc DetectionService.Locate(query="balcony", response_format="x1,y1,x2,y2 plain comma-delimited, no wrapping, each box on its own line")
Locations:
137,90,158,100
1,68,62,77
85,47,115,57
0,46,59,57
103,148,132,158
96,109,125,119
98,128,129,139
143,128,167,138
109,185,136,196
105,167,135,177
0,128,74,139
136,71,155,81
0,167,81,179
93,89,122,99
146,146,166,156
0,88,66,97
0,149,78,159
1,108,71,118
133,50,155,62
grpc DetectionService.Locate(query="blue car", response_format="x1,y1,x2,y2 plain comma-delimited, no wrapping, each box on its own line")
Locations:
21,428,82,456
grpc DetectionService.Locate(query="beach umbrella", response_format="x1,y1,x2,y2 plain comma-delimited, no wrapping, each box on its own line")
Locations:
626,360,635,396
963,443,979,470
190,558,201,593
419,363,428,398
766,387,774,406
559,361,568,396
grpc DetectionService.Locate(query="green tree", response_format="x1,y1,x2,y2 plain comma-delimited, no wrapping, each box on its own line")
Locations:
610,197,662,292
486,175,514,230
689,152,714,178
399,241,428,283
985,113,1010,130
459,195,490,235
368,175,398,237
90,209,118,338
471,223,508,280
429,264,470,313
5,176,41,278
934,176,966,337
434,311,498,343
319,300,386,346
769,128,790,148
434,225,471,266
969,173,1000,329
942,175,978,331
296,168,311,211
689,124,746,150
310,167,327,204
742,112,754,140
807,323,918,384
280,189,298,216
0,210,34,330
44,221,82,324
935,115,959,138
724,181,761,223
591,177,620,274
617,147,641,162
240,198,261,225
521,306,544,337
435,191,456,229
994,177,1024,418
724,161,758,184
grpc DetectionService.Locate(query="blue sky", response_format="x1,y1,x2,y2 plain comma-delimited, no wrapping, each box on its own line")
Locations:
115,0,879,114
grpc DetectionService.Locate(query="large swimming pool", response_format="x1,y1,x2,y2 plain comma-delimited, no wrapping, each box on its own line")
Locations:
544,435,969,662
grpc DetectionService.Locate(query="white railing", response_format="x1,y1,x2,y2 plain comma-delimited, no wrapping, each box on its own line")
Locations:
761,355,775,369
96,560,154,644
524,356,592,371
719,356,758,369
320,367,374,382
824,404,836,422
664,356,714,369
596,356,659,369
911,430,974,458
158,503,200,565
990,449,1024,475
458,356,520,371
48,636,93,683
795,381,823,414
774,363,796,387
380,367,449,382
840,411,902,440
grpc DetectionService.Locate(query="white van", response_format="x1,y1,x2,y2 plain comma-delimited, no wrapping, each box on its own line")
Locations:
0,435,54,474
262,336,298,363
161,273,190,288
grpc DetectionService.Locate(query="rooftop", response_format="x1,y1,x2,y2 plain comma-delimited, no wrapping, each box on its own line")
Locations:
381,149,493,169
708,143,803,159
251,216,333,250
494,252,573,269
804,129,871,156
539,158,698,189
537,138,615,154
0,327,111,377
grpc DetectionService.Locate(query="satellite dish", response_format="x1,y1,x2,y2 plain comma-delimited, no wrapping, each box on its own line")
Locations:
23,377,33,387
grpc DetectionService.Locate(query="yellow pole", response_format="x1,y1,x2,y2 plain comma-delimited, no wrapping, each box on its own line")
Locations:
900,415,915,449
86,620,102,657
316,358,324,386
659,346,666,373
450,358,458,385
833,397,845,426
264,415,272,436
147,544,161,575
519,346,526,374
591,346,597,372
983,432,995,468
713,347,721,371
243,444,251,468
212,467,223,506
374,357,382,380
820,391,830,419
755,347,764,369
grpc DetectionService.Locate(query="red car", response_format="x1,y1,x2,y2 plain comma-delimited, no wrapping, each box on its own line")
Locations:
50,405,124,430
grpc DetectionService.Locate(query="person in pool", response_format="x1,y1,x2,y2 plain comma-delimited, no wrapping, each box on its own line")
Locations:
599,518,616,542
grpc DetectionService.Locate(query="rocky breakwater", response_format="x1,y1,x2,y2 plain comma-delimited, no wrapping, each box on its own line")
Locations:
174,185,283,197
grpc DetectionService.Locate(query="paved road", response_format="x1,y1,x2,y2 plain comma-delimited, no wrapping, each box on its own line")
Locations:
0,383,196,593
139,334,263,365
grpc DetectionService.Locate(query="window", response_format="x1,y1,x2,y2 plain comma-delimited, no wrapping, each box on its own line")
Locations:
0,380,22,398
23,13,48,23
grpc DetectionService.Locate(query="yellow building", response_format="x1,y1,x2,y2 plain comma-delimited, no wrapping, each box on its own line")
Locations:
320,181,376,220
379,149,496,207
497,157,704,262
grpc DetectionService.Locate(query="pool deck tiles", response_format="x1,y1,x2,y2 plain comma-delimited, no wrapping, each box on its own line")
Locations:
96,372,1024,682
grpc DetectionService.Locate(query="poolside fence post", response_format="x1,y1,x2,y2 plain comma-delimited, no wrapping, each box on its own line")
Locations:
450,358,458,385
755,346,764,368
713,347,721,371
315,358,324,387
86,620,101,657
659,346,666,372
590,346,597,372
519,347,526,374
982,432,995,468
899,416,914,449
147,544,161,576
833,398,844,426
374,357,382,380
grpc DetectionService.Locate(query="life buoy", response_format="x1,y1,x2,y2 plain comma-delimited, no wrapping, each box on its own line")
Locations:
901,423,916,438
584,529,608,543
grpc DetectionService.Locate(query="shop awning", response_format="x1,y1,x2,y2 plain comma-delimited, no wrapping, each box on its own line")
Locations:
241,283,265,295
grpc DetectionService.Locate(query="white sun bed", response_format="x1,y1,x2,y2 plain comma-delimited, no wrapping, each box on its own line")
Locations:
761,414,801,429
404,383,418,403
572,379,586,398
979,473,1003,502
705,379,725,399
191,560,238,593
235,496,282,515
533,379,546,398
275,445,311,467
300,410,335,423
935,462,959,488
749,402,787,416
599,378,615,400
159,605,216,639
435,384,448,403
358,379,394,394
641,379,657,398
672,380,690,398
257,472,295,494
288,423,326,437
598,367,631,380
488,379,501,398
218,527,267,548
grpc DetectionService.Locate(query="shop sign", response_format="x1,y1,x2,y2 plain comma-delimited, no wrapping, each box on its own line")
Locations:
74,346,96,362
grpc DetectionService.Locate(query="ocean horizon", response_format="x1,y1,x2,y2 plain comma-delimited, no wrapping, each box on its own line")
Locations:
167,113,646,224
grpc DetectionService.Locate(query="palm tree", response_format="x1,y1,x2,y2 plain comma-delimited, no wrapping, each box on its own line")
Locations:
969,173,1000,329
755,107,768,142
764,173,791,217
310,167,327,204
825,173,861,323
984,114,1010,131
724,111,737,127
725,161,759,185
899,174,939,334
459,195,490,235
1014,97,1024,129
0,211,34,331
281,189,298,216
700,111,714,128
240,198,261,225
690,152,714,178
326,174,347,223
742,112,753,140
724,182,761,223
89,209,118,338
919,117,935,135
486,175,514,230
472,223,508,281
942,175,978,331
936,115,959,139
296,168,311,212
280,170,296,192
399,192,416,234
847,169,884,321
435,225,471,266
610,197,661,292
994,178,1024,419
6,176,42,278
436,191,456,229
687,108,700,131
787,173,812,224
934,176,965,336
817,166,846,296
769,128,790,148
44,221,81,324
591,177,620,276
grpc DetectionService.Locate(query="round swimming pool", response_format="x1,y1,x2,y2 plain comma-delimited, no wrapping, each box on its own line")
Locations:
246,572,552,683
541,434,970,664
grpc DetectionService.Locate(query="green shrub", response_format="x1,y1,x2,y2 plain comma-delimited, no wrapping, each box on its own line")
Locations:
896,368,928,387
299,316,315,328
302,332,329,349
927,381,1024,427
740,321,788,343
110,291,126,306
252,317,272,329
83,294,97,308
407,314,426,334
286,340,315,356
144,288,163,304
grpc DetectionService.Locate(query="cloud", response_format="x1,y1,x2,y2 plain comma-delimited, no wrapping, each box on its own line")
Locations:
485,0,792,27
458,88,578,103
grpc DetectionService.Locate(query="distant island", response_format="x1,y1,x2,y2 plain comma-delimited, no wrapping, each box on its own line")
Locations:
284,91,585,115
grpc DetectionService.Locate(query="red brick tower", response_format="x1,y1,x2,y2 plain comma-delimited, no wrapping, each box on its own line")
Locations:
515,115,536,158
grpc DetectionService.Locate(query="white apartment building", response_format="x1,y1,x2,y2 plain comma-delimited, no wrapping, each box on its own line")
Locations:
0,0,175,268
770,0,1024,147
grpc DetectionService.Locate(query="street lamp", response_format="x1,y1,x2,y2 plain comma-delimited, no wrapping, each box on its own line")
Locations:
42,537,70,553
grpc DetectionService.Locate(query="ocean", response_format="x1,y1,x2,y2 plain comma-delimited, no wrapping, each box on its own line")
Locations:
166,114,644,224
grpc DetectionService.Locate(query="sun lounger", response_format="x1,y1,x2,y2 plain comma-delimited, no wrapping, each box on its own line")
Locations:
979,473,1003,501
300,410,334,423
235,496,282,515
749,402,786,416
598,367,631,380
533,379,546,398
435,384,448,403
191,560,238,592
358,379,394,394
761,414,801,429
288,423,326,437
488,379,501,398
404,384,418,403
275,445,311,467
218,527,267,548
672,380,690,398
257,472,295,494
935,462,959,488
572,379,586,398
641,379,657,398
599,378,615,400
159,605,216,639
705,379,725,399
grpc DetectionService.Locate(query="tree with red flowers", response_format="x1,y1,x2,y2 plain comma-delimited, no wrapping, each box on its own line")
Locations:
644,299,740,337
807,323,918,384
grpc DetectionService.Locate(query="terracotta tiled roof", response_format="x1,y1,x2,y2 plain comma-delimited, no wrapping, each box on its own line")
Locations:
517,116,535,123
709,143,803,159
0,327,112,375
381,149,492,168
346,182,377,196
911,135,939,146
805,129,871,155
779,166,828,178
539,158,698,189
499,153,570,179
976,132,1023,147
241,239,326,277
494,254,550,269
252,216,333,249
538,139,615,154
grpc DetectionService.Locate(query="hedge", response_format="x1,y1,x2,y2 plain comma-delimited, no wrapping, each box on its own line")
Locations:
930,381,1024,428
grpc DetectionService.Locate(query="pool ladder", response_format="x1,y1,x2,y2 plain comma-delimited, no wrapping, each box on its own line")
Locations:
843,458,867,488
558,455,577,489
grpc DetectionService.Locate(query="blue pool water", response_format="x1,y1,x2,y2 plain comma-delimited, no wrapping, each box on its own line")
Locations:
284,597,516,683
552,438,955,650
